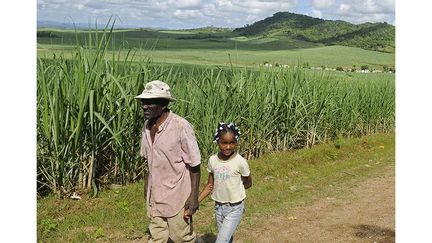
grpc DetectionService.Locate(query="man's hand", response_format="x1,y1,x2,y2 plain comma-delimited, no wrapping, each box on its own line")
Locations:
183,196,199,219
184,164,200,220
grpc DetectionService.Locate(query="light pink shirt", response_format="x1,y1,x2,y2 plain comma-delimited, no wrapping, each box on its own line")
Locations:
141,111,201,217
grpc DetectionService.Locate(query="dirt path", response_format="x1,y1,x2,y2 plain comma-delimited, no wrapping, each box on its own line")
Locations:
236,166,395,243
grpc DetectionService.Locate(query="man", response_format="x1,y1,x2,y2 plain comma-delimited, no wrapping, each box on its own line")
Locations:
136,80,201,243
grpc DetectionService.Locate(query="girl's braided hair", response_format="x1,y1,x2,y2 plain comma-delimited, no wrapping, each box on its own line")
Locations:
213,122,241,143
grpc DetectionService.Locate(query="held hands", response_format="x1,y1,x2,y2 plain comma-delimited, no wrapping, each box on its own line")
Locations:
183,209,191,220
185,164,200,220
183,197,199,220
205,183,213,192
184,183,214,220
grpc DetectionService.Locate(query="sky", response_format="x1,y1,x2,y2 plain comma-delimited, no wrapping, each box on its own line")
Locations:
37,0,395,29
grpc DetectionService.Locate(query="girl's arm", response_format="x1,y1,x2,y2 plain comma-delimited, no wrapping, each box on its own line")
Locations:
198,173,214,203
241,174,252,189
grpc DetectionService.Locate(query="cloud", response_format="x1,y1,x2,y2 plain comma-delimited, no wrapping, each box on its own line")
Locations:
170,0,203,9
311,9,322,18
333,0,394,23
84,2,106,10
202,0,297,27
310,0,394,24
173,9,204,19
223,0,297,12
37,0,394,28
311,0,335,9
338,3,350,13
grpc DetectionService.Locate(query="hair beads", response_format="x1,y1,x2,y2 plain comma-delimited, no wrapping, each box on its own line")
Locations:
213,122,241,143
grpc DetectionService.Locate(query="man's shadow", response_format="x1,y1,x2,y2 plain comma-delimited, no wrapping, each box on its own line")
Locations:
147,225,217,243
165,233,216,243
200,233,217,243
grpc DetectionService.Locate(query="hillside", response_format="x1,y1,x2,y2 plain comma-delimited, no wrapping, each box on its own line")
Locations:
234,12,395,53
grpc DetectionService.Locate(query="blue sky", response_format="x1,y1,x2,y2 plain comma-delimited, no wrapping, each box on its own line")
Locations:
37,0,395,29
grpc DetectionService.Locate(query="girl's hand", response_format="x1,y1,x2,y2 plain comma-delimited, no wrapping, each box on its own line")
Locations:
183,209,191,220
205,183,213,191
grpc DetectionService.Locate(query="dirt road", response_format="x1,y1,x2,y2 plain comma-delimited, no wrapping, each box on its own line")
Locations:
235,166,395,243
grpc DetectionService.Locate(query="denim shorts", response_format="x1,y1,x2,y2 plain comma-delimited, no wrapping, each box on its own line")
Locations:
214,200,245,243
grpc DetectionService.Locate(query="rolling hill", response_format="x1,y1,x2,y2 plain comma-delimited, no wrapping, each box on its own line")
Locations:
234,12,395,53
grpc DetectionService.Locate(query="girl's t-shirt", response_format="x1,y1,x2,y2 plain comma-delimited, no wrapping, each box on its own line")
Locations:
207,153,250,203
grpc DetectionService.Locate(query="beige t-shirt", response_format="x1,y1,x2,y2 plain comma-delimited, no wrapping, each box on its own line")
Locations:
207,153,250,203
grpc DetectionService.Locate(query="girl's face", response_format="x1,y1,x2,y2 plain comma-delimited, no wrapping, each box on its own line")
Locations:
218,131,238,159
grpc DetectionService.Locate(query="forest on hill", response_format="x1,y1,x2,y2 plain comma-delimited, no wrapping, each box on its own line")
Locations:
234,12,395,53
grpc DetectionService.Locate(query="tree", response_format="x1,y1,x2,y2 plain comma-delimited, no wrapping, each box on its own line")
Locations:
360,65,369,71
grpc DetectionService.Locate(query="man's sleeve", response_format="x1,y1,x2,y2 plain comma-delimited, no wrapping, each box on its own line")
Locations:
140,127,147,159
180,121,201,167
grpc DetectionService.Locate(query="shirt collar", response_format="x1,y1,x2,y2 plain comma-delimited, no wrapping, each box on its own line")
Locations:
157,110,173,133
143,111,173,132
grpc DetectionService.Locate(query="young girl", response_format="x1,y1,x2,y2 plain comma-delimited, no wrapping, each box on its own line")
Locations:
198,122,252,243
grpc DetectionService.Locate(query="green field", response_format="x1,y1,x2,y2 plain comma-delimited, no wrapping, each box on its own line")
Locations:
37,28,394,69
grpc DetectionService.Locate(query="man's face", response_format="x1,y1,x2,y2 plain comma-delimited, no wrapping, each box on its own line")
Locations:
140,98,168,120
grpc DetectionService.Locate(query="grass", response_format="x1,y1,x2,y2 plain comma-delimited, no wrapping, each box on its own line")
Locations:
37,44,394,70
37,133,394,242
